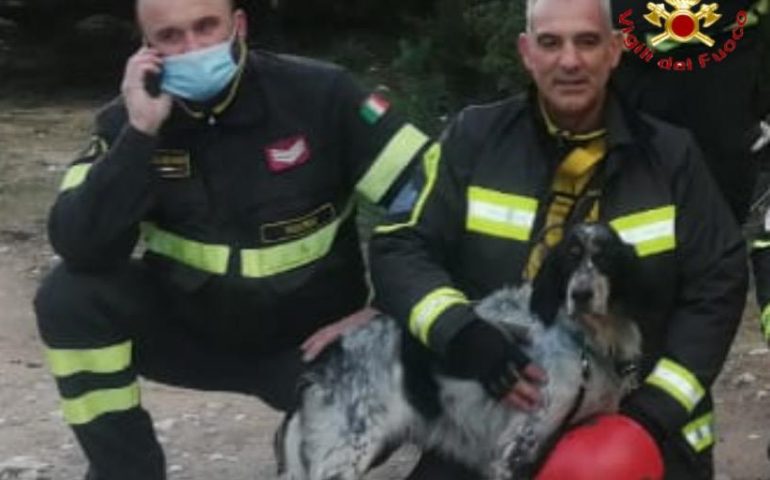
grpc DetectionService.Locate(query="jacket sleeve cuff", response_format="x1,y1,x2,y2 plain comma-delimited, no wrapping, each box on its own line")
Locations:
426,304,477,355
621,384,691,441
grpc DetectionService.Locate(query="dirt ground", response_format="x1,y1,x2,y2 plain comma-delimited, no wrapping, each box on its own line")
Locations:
0,18,768,480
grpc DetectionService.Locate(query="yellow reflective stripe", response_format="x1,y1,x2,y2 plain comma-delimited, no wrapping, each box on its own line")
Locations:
682,413,715,452
46,341,132,377
610,206,676,256
241,201,355,278
141,223,230,275
466,187,538,242
409,287,469,345
375,143,441,234
62,382,140,426
646,358,705,413
761,304,770,341
357,124,429,204
60,164,93,192
753,239,770,250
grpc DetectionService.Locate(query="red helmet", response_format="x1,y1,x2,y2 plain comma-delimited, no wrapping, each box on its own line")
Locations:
536,414,664,480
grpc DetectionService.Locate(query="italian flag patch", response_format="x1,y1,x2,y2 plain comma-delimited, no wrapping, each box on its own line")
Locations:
360,94,390,125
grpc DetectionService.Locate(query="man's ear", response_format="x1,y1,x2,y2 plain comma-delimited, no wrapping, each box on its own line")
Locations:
234,9,248,41
529,247,567,326
608,30,624,69
518,32,534,73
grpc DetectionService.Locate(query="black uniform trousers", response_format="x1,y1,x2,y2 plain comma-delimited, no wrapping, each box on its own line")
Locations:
34,261,304,480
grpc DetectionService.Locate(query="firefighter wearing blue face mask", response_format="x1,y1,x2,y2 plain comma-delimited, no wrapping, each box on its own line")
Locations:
32,1,431,479
159,28,241,102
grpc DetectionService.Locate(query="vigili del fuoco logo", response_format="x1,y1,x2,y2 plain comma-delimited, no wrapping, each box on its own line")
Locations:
619,0,749,71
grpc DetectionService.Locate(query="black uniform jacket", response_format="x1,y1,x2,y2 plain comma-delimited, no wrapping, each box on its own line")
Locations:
370,90,747,452
50,51,429,351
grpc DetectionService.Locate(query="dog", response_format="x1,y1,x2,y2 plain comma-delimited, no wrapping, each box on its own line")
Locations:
275,222,643,480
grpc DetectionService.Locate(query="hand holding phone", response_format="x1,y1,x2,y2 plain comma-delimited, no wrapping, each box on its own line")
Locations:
122,46,172,135
143,70,162,98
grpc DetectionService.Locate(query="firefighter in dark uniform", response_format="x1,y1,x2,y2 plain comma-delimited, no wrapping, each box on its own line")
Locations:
611,0,768,224
370,0,747,478
32,1,430,479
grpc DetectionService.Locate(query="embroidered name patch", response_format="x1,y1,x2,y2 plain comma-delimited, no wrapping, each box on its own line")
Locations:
260,203,336,243
151,150,191,179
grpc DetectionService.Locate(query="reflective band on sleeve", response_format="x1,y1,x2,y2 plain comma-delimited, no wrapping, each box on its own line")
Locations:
141,223,230,275
409,287,469,345
682,413,715,452
46,341,132,378
646,358,705,413
466,187,538,242
761,304,770,342
62,381,141,426
610,206,676,256
241,202,355,278
59,164,93,192
375,143,441,234
753,239,770,250
357,124,429,204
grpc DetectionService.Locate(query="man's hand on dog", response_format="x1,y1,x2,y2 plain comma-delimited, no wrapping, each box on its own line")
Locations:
445,318,548,411
301,307,379,362
501,363,548,411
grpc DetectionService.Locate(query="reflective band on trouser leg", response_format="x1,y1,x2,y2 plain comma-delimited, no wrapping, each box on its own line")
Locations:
761,304,770,341
241,201,355,278
610,206,676,257
409,287,469,345
141,222,230,275
45,342,140,426
645,358,705,413
62,382,141,426
682,413,715,453
357,124,429,204
60,163,93,192
46,341,132,377
466,187,538,242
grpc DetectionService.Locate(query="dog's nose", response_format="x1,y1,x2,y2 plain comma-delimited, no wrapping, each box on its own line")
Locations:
571,287,593,305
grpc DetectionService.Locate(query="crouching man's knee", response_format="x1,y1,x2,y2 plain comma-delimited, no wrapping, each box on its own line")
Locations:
34,262,150,346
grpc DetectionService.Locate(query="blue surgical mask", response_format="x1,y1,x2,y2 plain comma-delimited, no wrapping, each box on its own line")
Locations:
161,31,240,102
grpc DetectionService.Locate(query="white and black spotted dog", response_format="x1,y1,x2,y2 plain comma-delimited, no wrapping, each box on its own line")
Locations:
276,222,643,480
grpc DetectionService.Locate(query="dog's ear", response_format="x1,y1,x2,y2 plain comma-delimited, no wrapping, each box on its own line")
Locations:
609,235,643,314
529,246,568,326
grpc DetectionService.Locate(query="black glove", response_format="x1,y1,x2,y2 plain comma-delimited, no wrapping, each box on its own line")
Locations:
444,318,532,399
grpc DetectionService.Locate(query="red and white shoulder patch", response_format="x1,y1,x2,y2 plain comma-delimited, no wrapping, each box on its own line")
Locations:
265,135,311,173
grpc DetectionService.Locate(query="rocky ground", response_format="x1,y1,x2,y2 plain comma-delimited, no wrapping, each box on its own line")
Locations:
0,17,768,480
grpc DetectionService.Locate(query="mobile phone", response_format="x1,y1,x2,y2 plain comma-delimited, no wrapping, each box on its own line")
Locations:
144,71,162,98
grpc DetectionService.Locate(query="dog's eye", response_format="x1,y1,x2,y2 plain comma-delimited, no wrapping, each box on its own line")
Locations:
568,243,583,259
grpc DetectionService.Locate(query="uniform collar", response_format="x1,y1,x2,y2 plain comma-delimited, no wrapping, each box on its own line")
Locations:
529,85,639,181
532,87,634,150
165,49,266,130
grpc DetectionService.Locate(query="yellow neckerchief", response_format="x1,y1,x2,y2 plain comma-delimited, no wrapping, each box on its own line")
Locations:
523,101,608,281
176,35,248,121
